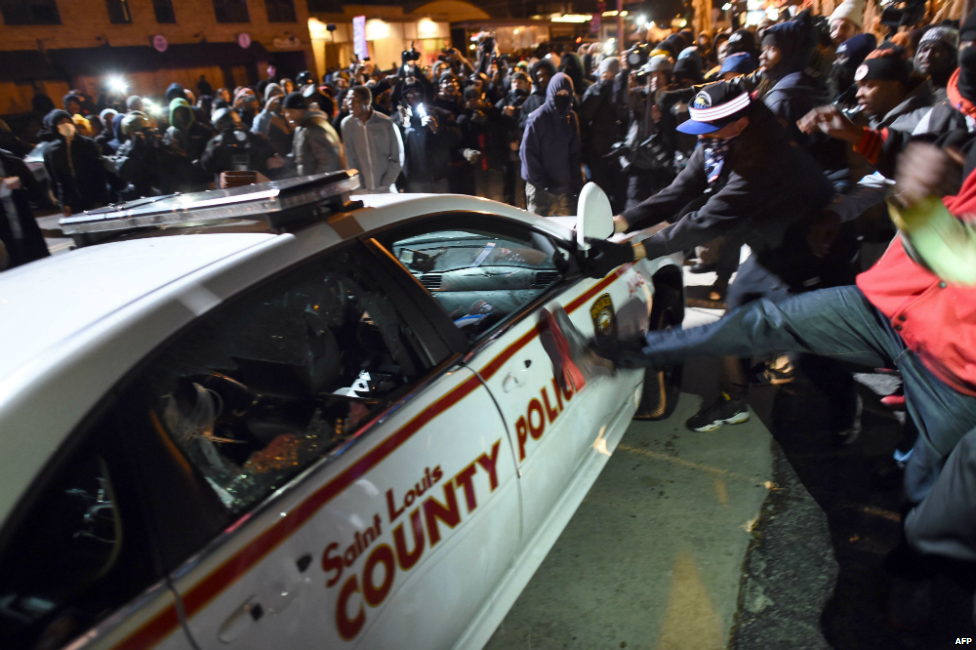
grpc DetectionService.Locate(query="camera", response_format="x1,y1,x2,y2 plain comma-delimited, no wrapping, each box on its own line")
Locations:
402,41,421,63
625,43,650,69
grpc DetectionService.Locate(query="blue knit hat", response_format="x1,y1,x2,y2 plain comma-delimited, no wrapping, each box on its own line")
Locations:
720,52,758,76
835,33,878,68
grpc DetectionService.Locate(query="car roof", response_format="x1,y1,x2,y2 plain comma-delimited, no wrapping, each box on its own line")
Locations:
0,234,276,389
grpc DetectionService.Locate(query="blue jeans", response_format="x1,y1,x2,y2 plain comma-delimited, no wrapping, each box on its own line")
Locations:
636,285,976,503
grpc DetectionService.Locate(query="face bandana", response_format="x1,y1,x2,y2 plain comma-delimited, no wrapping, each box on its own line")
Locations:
702,137,736,184
553,94,572,115
57,122,76,139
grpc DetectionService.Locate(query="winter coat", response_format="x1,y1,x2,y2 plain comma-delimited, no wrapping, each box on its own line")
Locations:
0,150,49,268
164,99,214,162
763,71,846,172
869,79,935,133
251,108,293,158
163,98,215,191
399,104,461,184
579,79,619,161
559,53,592,99
199,127,280,179
113,129,175,198
621,100,834,287
41,109,109,213
519,73,583,194
340,110,403,193
494,90,529,145
293,110,346,177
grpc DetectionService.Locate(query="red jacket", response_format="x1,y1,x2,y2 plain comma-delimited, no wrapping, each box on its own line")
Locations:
856,180,976,396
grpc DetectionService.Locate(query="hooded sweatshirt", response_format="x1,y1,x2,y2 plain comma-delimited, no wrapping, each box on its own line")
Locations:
41,109,109,213
519,60,557,130
560,53,592,98
520,72,582,193
760,11,840,166
164,98,214,162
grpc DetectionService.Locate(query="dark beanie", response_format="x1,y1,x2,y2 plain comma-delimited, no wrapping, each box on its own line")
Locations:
727,29,757,56
961,11,976,42
855,48,910,84
282,92,307,110
673,57,704,84
836,33,879,68
166,83,187,103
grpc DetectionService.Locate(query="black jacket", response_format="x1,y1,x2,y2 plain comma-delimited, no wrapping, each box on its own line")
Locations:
579,79,619,161
199,127,279,179
622,101,833,281
0,150,49,268
41,111,110,213
401,104,461,184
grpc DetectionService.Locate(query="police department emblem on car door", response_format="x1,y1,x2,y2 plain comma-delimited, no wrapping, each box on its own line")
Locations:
590,293,617,338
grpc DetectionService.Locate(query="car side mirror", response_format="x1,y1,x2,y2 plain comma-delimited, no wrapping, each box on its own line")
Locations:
576,182,614,252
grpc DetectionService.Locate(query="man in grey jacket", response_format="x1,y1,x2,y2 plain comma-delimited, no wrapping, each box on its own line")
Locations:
282,92,345,177
340,86,404,193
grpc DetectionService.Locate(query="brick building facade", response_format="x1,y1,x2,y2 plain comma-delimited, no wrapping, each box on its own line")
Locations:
0,0,316,115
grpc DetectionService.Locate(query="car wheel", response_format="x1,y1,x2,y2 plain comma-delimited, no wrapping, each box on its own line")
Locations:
634,283,683,421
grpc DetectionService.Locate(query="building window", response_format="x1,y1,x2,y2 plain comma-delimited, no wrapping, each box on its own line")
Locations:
212,0,249,22
0,0,61,25
265,0,295,22
105,0,132,23
153,0,175,22
306,0,340,11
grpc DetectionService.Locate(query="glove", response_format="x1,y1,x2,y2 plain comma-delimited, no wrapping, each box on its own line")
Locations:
579,239,635,279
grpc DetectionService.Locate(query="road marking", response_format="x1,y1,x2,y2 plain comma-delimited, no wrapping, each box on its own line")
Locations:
617,444,770,487
655,549,724,650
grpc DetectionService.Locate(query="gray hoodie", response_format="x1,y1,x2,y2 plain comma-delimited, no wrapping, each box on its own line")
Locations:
340,110,404,193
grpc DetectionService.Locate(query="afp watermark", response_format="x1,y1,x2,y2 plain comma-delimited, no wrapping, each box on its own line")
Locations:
956,638,973,644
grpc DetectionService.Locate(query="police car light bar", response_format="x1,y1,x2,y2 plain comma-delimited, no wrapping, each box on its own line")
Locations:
61,171,362,238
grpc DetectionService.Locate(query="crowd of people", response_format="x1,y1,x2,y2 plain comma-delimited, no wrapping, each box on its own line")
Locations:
0,0,975,630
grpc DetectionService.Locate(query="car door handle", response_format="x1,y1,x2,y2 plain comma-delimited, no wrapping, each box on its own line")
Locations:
218,598,264,644
503,372,525,393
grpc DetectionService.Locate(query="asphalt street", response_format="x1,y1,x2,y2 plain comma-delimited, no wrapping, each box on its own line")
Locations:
488,267,976,650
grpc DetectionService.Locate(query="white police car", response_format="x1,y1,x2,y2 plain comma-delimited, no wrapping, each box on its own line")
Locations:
0,172,683,650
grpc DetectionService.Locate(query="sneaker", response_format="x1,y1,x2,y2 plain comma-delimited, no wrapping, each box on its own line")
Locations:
832,395,863,446
686,393,750,432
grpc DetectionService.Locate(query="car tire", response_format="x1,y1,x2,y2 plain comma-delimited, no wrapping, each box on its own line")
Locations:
634,281,683,421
